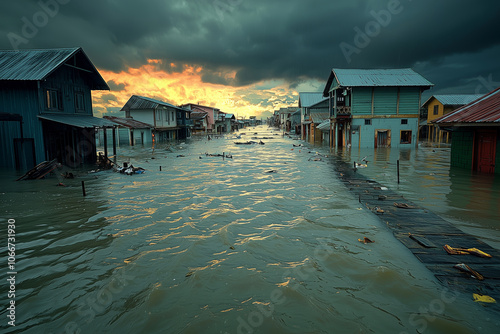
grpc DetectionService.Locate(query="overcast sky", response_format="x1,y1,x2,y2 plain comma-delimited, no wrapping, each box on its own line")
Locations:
1,0,500,117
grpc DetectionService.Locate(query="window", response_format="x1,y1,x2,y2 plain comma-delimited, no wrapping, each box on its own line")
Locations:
433,105,439,115
401,119,408,125
364,119,371,125
156,110,162,121
400,130,412,144
46,89,62,110
75,92,85,112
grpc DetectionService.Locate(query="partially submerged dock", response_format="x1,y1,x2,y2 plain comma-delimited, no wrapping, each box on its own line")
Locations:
336,161,500,309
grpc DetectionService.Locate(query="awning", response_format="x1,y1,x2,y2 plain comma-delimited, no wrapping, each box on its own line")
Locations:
317,119,331,132
38,114,115,128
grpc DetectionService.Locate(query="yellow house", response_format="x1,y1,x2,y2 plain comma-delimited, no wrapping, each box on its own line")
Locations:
422,94,482,143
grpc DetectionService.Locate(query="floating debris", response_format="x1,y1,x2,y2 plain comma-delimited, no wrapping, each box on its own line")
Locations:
16,159,61,180
393,202,416,209
358,237,375,244
453,263,484,280
473,293,496,303
444,245,492,258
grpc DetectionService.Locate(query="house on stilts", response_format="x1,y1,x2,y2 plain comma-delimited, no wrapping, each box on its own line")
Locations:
0,47,114,170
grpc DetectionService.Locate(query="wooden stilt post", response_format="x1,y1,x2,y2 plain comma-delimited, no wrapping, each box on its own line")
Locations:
397,160,400,184
82,181,86,197
103,128,108,160
112,127,117,158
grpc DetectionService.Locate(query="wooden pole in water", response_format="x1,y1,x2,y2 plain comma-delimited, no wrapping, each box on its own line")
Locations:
223,152,225,161
397,160,400,184
81,181,86,197
160,166,162,171
353,161,356,172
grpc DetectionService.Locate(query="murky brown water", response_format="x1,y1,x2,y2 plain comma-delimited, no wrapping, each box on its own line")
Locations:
1,126,499,333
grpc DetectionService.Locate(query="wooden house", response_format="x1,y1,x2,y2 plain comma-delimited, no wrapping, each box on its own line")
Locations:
121,95,192,141
298,92,327,139
216,112,235,133
422,94,482,143
189,110,208,133
433,87,500,174
323,68,433,148
0,47,114,170
103,116,154,145
181,103,219,133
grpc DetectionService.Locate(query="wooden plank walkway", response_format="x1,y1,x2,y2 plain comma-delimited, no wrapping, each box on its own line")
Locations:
336,161,500,310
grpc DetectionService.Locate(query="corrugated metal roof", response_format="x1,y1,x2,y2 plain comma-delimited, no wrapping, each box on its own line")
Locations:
317,119,330,131
299,92,326,108
121,95,186,111
434,87,500,124
0,47,109,90
190,111,207,120
103,116,152,128
433,94,483,106
38,114,115,128
310,112,330,123
332,68,433,87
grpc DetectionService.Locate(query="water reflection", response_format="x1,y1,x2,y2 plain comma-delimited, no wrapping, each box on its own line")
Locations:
1,129,499,333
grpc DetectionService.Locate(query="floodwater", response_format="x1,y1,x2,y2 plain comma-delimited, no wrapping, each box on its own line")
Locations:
1,125,499,334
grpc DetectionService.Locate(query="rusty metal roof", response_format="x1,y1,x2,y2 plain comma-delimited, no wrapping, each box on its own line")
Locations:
103,116,152,128
0,47,109,90
190,111,207,120
434,87,500,124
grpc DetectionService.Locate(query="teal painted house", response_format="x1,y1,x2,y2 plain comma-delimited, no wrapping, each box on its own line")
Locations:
323,68,433,148
0,47,113,170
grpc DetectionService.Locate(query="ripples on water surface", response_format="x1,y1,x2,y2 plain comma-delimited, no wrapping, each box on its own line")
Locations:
1,125,499,333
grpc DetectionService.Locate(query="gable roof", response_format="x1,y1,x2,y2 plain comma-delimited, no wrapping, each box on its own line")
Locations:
422,94,483,108
121,95,189,112
103,116,153,128
323,68,433,96
434,87,500,125
0,47,109,90
299,92,326,108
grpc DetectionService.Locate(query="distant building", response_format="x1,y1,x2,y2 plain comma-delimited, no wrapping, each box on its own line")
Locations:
298,92,327,139
422,94,482,143
121,95,192,141
181,103,219,133
189,110,208,133
0,47,114,170
103,116,153,145
433,87,500,174
323,68,433,148
216,112,236,133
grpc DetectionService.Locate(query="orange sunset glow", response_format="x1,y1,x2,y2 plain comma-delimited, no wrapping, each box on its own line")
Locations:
91,59,305,119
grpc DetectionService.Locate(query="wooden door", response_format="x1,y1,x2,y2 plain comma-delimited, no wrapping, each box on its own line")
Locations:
476,131,496,173
375,130,391,148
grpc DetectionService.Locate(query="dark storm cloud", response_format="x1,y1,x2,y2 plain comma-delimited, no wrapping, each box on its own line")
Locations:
107,80,127,92
1,0,500,92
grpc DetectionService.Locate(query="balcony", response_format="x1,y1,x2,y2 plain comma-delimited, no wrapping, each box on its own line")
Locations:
336,106,351,117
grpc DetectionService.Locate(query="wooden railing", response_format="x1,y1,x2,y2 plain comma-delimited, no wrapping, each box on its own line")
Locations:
336,106,351,115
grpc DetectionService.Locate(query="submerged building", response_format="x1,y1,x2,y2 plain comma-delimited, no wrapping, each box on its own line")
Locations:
0,47,114,170
323,68,433,148
433,87,500,174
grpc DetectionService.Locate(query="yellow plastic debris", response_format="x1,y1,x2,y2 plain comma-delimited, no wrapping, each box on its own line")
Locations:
473,294,496,303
